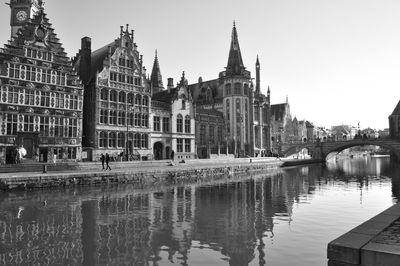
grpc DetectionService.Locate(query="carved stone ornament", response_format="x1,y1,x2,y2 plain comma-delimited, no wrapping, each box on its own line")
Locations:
8,106,16,111
43,109,49,114
26,107,34,113
10,57,20,63
42,85,50,91
7,137,15,144
27,83,35,89
70,139,77,145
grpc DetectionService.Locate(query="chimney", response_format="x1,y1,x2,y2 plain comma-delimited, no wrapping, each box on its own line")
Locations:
79,37,91,85
167,78,174,92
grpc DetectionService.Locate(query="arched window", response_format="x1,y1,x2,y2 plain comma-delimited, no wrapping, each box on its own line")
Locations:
110,110,117,125
141,134,148,149
118,111,125,125
100,109,109,124
243,84,248,95
225,83,231,95
234,82,241,94
142,114,148,128
134,133,141,148
135,94,142,105
110,90,117,102
119,91,126,103
185,115,191,133
134,113,140,126
128,112,134,126
142,95,149,106
177,114,183,133
127,93,134,105
99,131,107,148
109,132,117,148
118,132,125,148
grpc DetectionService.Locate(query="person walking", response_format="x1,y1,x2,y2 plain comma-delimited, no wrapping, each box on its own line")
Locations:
105,153,111,170
100,153,105,170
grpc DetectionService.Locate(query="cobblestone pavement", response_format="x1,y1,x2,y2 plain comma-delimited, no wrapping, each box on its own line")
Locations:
371,218,400,246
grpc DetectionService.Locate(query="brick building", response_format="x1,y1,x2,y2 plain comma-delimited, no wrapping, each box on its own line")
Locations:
0,0,83,164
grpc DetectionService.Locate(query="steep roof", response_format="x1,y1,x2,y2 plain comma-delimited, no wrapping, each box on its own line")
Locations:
90,41,114,75
271,103,287,121
391,100,400,115
150,50,164,90
225,22,246,76
152,88,178,103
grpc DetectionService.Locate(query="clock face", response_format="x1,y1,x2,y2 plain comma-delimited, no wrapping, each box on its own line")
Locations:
16,10,28,22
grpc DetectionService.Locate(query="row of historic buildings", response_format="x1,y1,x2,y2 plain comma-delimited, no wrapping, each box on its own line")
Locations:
0,0,313,164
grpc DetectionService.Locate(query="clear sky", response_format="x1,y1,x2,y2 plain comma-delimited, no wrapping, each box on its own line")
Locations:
1,0,399,129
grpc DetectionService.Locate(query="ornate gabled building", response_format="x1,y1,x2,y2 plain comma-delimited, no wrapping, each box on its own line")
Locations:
151,72,196,160
75,25,151,161
0,0,83,164
189,23,272,157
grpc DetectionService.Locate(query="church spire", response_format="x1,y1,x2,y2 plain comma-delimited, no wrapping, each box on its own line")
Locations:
255,55,260,95
150,49,164,93
226,21,245,76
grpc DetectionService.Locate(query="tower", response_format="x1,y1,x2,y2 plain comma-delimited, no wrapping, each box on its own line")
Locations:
9,0,43,37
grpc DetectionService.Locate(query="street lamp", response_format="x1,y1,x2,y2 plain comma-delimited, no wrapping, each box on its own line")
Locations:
125,95,133,161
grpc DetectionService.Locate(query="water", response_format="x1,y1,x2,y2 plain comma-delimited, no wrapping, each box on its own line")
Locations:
0,156,399,266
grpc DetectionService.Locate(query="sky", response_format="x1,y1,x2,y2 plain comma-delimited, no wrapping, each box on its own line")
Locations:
1,0,399,129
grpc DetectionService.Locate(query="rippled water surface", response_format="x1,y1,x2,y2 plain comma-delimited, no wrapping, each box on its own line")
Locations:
1,156,399,266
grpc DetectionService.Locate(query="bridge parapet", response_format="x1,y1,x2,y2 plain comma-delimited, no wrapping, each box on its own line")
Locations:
281,139,400,161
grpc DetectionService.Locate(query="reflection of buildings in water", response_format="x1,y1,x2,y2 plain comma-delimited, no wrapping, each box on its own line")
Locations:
148,185,196,265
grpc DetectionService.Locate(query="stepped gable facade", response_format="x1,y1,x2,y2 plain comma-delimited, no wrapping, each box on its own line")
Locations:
188,23,272,157
151,72,196,160
0,0,83,164
75,25,152,161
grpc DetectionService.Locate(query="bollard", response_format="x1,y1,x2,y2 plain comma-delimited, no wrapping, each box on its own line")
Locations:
42,164,47,173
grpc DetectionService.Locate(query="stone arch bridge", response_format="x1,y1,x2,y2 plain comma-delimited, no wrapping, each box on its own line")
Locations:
281,139,400,161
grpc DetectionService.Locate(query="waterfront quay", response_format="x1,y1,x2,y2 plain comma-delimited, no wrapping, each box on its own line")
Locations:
0,157,285,191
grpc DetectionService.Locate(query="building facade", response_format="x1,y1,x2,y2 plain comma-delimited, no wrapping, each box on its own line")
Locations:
75,26,151,161
0,1,83,164
189,23,272,157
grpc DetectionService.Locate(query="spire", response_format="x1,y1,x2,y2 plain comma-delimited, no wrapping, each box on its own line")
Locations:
150,49,164,93
255,55,260,95
226,21,245,76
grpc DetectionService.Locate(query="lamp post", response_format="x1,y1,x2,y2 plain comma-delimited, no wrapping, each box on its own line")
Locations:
125,96,133,161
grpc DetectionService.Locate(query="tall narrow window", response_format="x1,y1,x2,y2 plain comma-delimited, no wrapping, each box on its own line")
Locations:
177,138,183,152
162,117,169,132
177,114,183,133
184,115,191,133
185,139,191,152
154,116,160,131
225,83,231,95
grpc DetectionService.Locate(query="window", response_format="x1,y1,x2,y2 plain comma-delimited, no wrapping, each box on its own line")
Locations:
234,83,241,94
8,87,19,104
110,72,117,81
218,126,223,143
67,147,77,159
54,117,64,137
118,132,125,148
119,91,126,103
41,91,50,107
24,115,35,132
185,139,191,152
162,117,169,132
200,124,206,145
135,94,142,105
154,116,161,131
68,118,78,138
177,138,183,152
177,114,183,133
226,99,230,121
225,83,231,95
110,90,117,102
185,115,191,133
118,111,125,125
99,132,107,148
209,125,215,144
6,113,18,135
100,109,108,124
134,133,141,148
9,63,20,79
70,95,78,110
134,113,140,126
109,132,117,148
128,112,134,126
141,134,148,149
110,111,117,125
142,95,149,106
244,83,249,95
40,116,50,136
127,93,134,105
142,114,148,128
118,74,125,83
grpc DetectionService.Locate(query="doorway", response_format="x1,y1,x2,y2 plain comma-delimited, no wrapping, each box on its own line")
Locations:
154,142,163,160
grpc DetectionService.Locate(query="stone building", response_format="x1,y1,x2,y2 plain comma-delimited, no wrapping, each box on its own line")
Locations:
0,0,83,164
151,71,196,160
188,23,272,157
74,25,151,161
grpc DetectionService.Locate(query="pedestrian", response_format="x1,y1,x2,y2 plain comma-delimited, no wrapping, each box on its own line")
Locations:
105,153,111,170
171,150,175,161
100,153,105,170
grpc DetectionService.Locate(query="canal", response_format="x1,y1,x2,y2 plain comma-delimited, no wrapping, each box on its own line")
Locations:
0,156,399,265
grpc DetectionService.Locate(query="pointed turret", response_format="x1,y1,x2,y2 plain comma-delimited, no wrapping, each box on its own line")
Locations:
226,21,246,76
150,49,164,93
255,55,260,95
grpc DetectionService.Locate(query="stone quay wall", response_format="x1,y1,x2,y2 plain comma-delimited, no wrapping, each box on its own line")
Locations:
0,161,283,191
